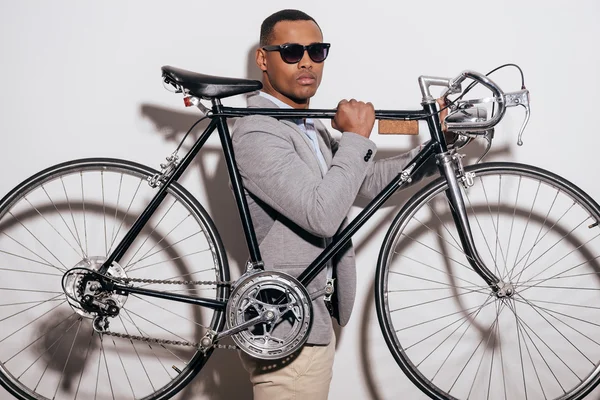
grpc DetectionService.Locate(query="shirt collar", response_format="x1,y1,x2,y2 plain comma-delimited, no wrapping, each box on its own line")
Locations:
258,91,292,109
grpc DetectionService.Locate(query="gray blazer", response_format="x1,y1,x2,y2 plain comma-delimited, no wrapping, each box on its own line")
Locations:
231,92,429,345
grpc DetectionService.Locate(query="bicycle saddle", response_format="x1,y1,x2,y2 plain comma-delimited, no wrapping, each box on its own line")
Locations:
161,66,263,99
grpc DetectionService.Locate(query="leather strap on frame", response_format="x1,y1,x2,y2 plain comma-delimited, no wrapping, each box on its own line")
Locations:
378,120,419,135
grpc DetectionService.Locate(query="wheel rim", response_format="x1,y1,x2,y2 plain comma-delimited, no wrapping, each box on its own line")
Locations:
0,160,227,400
378,164,600,400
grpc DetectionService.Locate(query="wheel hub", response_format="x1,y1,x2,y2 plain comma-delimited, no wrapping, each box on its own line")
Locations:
63,256,129,317
495,281,515,298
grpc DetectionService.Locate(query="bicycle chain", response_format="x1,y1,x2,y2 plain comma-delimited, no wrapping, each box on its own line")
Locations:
119,277,232,286
101,276,239,351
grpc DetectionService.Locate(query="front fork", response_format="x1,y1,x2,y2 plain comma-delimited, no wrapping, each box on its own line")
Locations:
437,151,513,297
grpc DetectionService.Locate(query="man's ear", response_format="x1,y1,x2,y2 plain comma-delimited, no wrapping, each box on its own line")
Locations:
256,48,267,72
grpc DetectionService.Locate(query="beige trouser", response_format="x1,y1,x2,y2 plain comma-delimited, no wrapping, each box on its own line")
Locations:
239,332,336,400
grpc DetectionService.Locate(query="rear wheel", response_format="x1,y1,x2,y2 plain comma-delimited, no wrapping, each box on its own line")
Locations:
0,158,229,400
376,162,600,400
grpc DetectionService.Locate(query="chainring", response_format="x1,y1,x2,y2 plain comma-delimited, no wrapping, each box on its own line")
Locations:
226,270,313,360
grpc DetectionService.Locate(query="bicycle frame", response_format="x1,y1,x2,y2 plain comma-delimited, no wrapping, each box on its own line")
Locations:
97,97,502,312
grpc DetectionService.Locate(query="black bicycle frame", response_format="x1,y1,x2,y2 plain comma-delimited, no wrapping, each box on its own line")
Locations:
98,97,484,311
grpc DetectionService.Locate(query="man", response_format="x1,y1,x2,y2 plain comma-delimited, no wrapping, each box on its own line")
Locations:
232,9,440,399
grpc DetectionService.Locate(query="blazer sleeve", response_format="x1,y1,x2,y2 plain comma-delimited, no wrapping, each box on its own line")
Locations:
328,135,437,200
232,116,377,238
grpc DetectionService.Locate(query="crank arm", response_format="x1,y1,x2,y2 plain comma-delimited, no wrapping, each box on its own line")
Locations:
215,314,267,341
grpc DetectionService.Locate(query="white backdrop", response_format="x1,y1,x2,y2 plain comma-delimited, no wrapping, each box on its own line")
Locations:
1,1,599,399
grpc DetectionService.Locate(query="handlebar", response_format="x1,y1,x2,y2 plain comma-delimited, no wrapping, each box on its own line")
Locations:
417,69,530,145
443,70,506,132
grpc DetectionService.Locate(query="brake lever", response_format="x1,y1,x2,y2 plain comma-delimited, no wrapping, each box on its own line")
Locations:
504,89,531,146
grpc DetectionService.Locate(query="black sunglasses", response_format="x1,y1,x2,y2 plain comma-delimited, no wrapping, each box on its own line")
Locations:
262,42,331,64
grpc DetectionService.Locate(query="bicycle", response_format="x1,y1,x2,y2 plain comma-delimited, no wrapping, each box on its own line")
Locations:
0,62,599,400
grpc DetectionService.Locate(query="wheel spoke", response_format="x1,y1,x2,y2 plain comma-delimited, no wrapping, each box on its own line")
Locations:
399,232,478,274
80,172,89,256
3,310,77,364
0,293,64,323
124,199,178,268
511,189,560,284
60,176,87,259
0,246,58,271
477,175,508,276
392,252,488,289
54,318,83,398
426,199,463,249
515,294,595,366
7,212,68,271
22,195,83,259
2,224,64,269
131,294,212,330
411,215,466,256
504,176,522,279
121,308,187,366
513,296,600,347
118,315,157,393
110,336,137,399
509,181,541,282
100,336,117,400
463,184,500,278
74,329,95,400
448,300,503,395
125,213,192,270
466,300,505,399
0,300,68,344
511,195,572,273
130,230,203,267
109,173,124,255
102,171,108,256
107,178,143,255
127,248,212,273
517,230,600,287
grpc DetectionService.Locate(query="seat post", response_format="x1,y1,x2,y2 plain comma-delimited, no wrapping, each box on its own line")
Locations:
211,98,263,264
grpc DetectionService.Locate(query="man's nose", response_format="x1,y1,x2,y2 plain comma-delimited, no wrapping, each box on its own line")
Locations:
297,50,313,68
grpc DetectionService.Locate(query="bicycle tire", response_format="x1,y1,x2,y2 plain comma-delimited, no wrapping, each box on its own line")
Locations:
0,158,229,400
376,162,600,400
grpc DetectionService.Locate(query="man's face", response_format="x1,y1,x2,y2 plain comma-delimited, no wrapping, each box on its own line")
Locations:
256,20,325,108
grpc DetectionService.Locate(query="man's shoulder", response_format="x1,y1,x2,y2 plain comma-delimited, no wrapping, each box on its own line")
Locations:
232,114,285,139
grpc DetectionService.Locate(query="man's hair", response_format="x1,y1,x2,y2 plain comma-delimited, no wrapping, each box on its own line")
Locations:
260,9,321,46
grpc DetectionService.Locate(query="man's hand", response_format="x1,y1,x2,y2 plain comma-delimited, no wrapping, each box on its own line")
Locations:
332,99,375,139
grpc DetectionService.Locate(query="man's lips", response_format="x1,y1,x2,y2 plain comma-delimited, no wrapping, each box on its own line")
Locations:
296,73,316,85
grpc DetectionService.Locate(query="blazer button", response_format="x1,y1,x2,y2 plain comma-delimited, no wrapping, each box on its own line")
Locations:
364,149,373,162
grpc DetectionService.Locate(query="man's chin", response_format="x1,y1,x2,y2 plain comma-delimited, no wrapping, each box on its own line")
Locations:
292,88,317,102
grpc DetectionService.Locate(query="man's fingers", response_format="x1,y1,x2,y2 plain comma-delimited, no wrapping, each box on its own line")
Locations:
337,99,349,108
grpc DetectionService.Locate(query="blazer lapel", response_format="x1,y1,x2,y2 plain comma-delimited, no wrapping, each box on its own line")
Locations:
246,92,327,177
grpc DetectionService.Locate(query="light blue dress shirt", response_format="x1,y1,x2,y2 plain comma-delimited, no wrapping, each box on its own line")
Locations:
258,91,328,174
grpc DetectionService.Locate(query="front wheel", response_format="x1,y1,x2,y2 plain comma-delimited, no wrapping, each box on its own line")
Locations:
376,162,600,400
0,158,229,400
